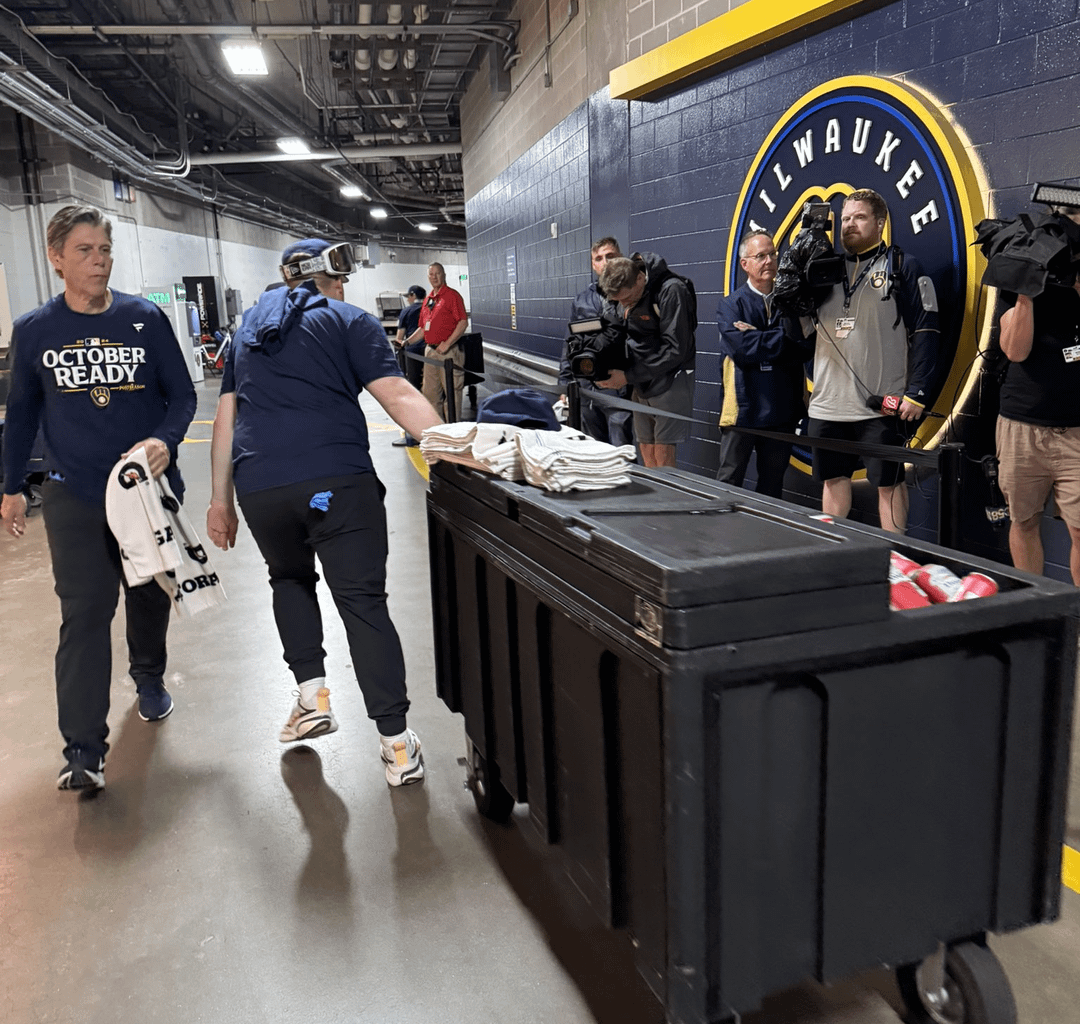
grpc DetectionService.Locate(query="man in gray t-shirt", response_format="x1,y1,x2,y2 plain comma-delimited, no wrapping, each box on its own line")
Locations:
807,189,939,533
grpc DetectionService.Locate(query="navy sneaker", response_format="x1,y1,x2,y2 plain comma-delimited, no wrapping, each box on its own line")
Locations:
137,681,174,722
58,747,105,791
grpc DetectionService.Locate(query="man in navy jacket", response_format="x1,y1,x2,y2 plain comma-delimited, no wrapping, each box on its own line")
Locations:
557,237,632,446
716,230,814,497
1,205,197,791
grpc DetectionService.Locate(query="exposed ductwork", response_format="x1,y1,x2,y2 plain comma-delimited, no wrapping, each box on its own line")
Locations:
27,20,519,68
0,0,519,246
189,143,462,166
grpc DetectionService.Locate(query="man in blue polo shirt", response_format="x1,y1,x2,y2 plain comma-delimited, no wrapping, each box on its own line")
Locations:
392,284,427,446
205,239,441,786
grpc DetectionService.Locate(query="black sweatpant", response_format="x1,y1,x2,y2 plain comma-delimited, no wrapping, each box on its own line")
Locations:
237,472,409,737
42,480,172,761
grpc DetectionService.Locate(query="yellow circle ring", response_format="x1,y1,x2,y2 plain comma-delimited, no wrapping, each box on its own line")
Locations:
727,75,992,454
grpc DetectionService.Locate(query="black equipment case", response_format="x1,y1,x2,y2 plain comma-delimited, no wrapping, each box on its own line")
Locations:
426,461,1078,1024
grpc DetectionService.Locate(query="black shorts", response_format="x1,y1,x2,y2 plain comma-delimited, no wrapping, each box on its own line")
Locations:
807,416,907,487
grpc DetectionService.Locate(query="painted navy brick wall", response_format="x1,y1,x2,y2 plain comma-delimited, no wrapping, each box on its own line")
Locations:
466,104,591,363
464,0,1080,577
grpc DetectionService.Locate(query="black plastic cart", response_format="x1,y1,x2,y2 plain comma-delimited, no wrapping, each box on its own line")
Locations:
426,462,1079,1024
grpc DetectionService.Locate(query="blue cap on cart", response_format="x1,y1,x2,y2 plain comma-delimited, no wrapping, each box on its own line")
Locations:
477,388,560,431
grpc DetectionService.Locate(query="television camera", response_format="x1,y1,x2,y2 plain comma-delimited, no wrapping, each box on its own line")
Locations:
565,316,629,382
974,182,1080,297
772,202,847,317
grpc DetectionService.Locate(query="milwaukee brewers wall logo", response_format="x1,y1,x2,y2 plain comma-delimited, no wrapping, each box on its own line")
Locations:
728,76,988,458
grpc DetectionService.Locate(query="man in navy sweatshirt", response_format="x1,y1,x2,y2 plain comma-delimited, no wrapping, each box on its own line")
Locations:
1,205,197,792
716,230,814,498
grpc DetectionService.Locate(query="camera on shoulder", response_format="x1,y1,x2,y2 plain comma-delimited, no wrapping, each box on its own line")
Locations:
974,182,1080,297
773,202,847,317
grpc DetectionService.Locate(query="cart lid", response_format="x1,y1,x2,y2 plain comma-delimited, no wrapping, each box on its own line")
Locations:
431,464,892,610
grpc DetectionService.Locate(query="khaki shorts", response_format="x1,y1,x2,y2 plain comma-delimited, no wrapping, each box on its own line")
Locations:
632,370,695,445
996,416,1080,527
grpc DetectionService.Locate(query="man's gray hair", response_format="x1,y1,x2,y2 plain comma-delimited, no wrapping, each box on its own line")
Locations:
47,205,112,262
739,229,773,259
599,256,644,296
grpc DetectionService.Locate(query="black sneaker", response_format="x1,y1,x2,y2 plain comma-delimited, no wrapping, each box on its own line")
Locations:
58,747,106,791
392,436,418,448
137,681,174,722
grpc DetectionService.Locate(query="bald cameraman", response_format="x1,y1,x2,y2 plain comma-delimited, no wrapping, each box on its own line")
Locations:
997,206,1080,584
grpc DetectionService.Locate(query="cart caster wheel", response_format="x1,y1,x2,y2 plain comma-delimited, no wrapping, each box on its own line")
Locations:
466,738,515,823
897,941,1017,1024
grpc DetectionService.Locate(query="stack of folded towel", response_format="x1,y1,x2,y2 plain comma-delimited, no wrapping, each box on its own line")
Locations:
517,429,636,491
419,421,523,478
421,423,635,492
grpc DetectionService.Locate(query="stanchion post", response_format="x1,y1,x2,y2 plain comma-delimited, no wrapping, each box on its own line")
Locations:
443,356,458,423
567,380,582,431
937,442,964,550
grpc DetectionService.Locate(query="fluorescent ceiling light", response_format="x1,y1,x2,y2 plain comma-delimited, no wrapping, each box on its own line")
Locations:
222,43,268,76
277,137,310,155
418,223,436,232
340,185,367,199
370,207,389,219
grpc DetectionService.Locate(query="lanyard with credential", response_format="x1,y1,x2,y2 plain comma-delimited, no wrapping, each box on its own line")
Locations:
841,246,882,311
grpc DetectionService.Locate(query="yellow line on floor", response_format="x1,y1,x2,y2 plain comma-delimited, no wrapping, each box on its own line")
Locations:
407,445,429,481
1064,845,1080,894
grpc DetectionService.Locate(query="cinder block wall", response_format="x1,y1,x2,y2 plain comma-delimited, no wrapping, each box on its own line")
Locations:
463,0,1080,574
462,0,734,198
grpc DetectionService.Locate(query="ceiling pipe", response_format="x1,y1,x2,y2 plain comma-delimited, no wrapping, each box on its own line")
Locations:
0,53,459,246
354,4,373,72
29,21,517,50
378,6,403,71
189,142,463,165
0,8,174,158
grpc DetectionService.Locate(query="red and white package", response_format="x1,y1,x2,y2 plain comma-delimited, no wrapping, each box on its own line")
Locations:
889,561,932,610
950,572,999,601
913,564,965,603
889,550,922,580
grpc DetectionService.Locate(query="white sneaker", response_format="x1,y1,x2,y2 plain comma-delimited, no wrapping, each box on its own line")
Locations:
280,688,339,743
380,728,424,786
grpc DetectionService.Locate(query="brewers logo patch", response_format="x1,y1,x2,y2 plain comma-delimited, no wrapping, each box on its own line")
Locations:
91,386,110,408
870,270,888,290
726,76,989,461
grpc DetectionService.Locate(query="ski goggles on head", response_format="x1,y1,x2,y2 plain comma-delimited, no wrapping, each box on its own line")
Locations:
280,241,357,281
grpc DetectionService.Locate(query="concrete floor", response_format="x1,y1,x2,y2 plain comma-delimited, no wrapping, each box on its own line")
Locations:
2,376,1079,1024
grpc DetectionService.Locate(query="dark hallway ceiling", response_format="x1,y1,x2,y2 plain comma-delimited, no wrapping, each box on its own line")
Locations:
0,1,518,247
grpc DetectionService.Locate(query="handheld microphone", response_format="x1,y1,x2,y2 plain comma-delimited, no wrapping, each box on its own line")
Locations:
866,394,902,414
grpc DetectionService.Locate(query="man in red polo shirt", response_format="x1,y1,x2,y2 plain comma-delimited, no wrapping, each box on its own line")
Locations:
404,262,468,420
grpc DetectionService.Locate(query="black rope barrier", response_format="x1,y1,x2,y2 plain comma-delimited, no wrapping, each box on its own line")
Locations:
399,348,966,547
